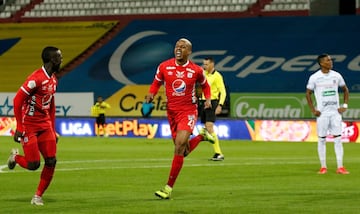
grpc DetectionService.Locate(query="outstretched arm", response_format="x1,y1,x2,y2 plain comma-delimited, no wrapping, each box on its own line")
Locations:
146,78,162,103
201,80,211,109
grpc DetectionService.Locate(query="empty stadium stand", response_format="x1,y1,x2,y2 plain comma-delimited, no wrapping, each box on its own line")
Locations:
0,0,316,21
263,0,310,11
25,0,257,17
2,0,360,20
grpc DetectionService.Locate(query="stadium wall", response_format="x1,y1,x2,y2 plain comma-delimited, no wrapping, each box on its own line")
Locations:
1,16,359,95
1,16,359,122
52,16,359,101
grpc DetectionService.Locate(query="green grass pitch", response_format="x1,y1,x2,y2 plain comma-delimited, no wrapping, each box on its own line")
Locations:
1,136,359,214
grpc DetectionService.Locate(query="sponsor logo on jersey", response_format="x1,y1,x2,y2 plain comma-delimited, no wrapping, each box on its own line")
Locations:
322,101,337,106
322,90,336,96
172,79,186,95
28,96,36,116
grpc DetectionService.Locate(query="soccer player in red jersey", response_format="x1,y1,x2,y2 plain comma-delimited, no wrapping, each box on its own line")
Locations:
146,38,215,199
7,46,63,205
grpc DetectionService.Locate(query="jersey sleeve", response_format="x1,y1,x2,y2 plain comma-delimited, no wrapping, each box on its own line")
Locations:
149,65,164,95
20,74,39,95
50,95,56,131
215,72,227,105
338,73,346,87
13,89,28,132
306,75,315,90
198,68,211,99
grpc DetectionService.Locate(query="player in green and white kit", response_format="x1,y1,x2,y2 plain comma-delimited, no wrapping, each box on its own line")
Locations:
306,53,349,174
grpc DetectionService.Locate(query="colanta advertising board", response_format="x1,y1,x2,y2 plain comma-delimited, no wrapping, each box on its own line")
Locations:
231,93,360,120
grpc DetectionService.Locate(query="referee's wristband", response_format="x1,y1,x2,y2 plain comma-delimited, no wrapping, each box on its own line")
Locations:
343,103,348,108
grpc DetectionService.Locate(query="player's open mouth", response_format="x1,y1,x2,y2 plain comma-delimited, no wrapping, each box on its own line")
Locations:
176,50,181,57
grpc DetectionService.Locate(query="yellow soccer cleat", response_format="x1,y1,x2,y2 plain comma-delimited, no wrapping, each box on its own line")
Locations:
199,128,215,144
155,185,172,199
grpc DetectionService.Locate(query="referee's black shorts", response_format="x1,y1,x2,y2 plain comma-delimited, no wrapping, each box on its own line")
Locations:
96,113,106,125
198,100,218,124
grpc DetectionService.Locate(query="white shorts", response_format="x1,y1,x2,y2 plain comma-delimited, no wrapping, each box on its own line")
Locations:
316,113,342,137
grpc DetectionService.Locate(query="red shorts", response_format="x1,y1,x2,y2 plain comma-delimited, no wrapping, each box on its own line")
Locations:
22,121,57,162
167,109,198,140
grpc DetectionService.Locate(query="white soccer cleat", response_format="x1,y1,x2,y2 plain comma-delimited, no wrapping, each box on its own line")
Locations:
210,153,225,161
7,148,19,170
31,195,44,206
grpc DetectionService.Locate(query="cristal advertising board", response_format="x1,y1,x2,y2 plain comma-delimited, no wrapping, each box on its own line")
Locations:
105,85,166,117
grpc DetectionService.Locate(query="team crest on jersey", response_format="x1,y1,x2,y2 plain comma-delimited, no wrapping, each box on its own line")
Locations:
176,71,184,78
187,73,193,78
186,68,195,73
188,114,195,121
172,79,186,94
27,80,36,89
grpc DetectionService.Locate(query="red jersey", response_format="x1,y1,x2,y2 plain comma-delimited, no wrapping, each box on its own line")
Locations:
13,67,57,132
149,58,210,111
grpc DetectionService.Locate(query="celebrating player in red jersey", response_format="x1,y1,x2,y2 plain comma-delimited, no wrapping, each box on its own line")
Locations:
146,38,215,199
7,46,63,206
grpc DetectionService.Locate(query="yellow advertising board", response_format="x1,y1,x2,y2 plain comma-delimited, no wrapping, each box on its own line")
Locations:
105,85,167,117
0,21,117,91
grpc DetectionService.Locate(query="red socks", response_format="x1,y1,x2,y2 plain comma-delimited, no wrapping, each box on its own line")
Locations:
188,135,203,153
35,166,55,197
167,155,184,187
165,135,204,188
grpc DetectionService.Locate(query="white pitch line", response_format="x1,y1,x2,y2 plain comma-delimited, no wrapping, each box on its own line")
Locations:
0,158,317,174
0,165,10,173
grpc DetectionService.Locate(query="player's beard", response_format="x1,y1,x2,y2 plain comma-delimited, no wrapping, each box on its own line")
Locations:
53,64,61,73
